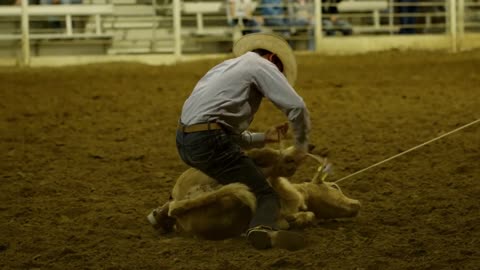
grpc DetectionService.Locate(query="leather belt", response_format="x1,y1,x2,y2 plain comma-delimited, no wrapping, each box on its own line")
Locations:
178,122,223,133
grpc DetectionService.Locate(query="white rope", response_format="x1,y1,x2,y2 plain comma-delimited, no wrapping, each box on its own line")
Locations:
334,118,480,184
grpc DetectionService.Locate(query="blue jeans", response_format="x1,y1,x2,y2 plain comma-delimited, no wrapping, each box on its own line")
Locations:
176,128,280,230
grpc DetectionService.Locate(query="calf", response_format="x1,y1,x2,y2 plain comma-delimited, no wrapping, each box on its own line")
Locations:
148,147,360,240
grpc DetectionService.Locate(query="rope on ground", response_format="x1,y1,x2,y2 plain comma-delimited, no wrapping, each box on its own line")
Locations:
334,118,480,184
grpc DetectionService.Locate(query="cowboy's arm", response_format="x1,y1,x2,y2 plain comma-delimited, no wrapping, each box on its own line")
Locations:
252,60,311,152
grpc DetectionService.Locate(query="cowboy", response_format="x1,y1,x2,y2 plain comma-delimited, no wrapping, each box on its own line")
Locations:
176,33,311,249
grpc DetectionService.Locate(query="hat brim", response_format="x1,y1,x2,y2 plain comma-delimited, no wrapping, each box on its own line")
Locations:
233,33,297,86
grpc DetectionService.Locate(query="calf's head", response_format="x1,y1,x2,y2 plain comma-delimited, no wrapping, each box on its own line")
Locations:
298,180,361,219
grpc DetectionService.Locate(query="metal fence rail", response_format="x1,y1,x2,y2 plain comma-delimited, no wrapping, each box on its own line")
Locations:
0,0,479,65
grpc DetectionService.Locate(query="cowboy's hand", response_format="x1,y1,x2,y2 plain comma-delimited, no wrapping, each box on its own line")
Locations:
265,122,289,143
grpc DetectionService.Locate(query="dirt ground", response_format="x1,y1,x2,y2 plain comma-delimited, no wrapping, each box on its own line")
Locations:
0,50,479,270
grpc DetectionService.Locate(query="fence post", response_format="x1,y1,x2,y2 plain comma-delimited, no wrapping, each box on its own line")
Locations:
314,0,322,52
449,0,457,52
95,14,102,35
388,0,394,35
20,0,30,67
151,0,157,52
458,0,464,50
172,0,182,58
66,14,73,36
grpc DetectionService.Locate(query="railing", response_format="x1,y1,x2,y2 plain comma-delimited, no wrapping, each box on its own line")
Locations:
0,2,113,65
1,0,479,66
0,4,113,39
167,0,478,53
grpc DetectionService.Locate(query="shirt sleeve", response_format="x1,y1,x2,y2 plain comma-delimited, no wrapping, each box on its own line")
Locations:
251,58,311,151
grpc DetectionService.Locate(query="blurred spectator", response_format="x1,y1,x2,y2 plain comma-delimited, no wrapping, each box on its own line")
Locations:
289,0,311,26
289,0,315,49
290,0,352,36
396,0,418,34
260,0,290,34
288,0,351,48
227,0,261,35
322,0,352,36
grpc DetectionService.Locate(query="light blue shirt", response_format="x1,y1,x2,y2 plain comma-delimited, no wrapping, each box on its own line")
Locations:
180,52,310,150
261,0,284,16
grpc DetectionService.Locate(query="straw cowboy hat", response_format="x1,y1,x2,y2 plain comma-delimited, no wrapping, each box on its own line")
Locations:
233,33,298,86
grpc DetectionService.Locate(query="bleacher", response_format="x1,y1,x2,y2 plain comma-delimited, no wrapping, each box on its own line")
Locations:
103,0,232,54
104,0,161,54
337,0,395,33
2,0,477,57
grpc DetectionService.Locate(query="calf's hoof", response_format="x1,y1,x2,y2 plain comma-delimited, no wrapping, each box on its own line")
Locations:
147,202,175,234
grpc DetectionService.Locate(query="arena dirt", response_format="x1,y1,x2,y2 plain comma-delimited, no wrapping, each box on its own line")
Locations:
1,50,479,269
